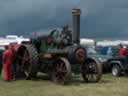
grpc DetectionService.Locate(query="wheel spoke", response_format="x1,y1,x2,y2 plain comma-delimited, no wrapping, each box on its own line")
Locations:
82,61,102,82
91,73,97,81
17,45,39,80
56,62,60,71
52,58,71,84
18,48,31,78
57,73,65,81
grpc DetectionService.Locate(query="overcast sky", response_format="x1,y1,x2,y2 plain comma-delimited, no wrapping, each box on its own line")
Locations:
0,0,128,39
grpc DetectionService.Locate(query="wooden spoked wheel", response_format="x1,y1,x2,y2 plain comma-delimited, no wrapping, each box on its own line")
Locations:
52,57,71,84
81,60,102,82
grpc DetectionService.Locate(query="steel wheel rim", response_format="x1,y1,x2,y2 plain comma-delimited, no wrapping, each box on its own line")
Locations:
87,62,98,82
82,61,102,82
53,60,67,83
52,58,71,84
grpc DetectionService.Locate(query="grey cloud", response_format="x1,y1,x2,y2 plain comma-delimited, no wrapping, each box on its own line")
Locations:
0,0,128,39
80,0,128,39
0,0,73,35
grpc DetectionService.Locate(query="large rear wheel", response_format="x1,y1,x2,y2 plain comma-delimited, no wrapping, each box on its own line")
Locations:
17,44,39,80
52,57,71,84
81,60,102,82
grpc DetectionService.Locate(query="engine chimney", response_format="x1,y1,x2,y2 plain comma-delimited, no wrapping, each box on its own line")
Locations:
72,8,81,45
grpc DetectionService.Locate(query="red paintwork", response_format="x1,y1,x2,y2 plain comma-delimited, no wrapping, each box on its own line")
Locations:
9,44,20,51
2,48,13,81
117,48,126,56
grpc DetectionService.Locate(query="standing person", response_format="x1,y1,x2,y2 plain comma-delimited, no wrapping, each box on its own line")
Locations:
107,47,113,56
117,44,126,56
2,45,13,81
10,44,17,80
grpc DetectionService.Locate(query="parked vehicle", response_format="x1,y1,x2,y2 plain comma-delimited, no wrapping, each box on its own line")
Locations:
107,55,128,77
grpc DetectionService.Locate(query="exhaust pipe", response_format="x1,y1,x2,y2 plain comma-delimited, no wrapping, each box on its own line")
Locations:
72,8,81,45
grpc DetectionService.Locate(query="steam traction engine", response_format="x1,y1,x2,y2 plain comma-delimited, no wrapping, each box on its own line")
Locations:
16,9,102,84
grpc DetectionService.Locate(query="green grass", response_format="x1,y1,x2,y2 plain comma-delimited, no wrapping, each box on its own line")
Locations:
0,74,128,96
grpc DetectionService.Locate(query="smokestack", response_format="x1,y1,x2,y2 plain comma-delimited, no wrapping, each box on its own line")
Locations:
72,8,81,45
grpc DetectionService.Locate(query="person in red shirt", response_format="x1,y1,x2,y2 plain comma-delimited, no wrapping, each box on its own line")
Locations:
2,45,13,81
117,44,126,56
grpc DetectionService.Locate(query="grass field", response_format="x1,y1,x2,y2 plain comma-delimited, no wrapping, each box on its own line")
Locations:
0,74,128,96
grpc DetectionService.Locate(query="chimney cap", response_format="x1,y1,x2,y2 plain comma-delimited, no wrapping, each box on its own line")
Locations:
72,8,81,15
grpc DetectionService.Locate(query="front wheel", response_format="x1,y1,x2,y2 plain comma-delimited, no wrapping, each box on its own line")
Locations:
81,60,102,82
112,65,121,77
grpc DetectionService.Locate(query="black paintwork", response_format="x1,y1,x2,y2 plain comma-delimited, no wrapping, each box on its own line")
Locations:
108,56,128,71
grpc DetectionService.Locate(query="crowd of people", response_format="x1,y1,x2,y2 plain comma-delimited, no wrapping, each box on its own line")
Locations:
107,44,128,56
0,44,17,81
